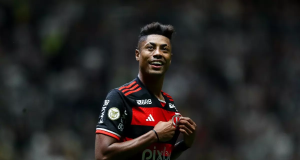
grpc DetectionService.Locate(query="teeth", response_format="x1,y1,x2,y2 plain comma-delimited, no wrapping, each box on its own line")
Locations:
151,62,162,65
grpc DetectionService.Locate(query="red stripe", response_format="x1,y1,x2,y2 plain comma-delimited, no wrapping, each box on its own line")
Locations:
96,130,120,141
162,92,174,101
121,84,139,93
124,87,142,96
163,93,172,98
165,95,172,98
118,81,136,91
131,107,178,126
162,92,170,96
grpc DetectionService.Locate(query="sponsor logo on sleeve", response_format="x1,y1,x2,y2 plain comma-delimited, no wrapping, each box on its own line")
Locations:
99,100,110,124
99,106,106,124
108,107,120,120
118,111,127,132
169,103,178,111
169,103,175,108
104,100,110,106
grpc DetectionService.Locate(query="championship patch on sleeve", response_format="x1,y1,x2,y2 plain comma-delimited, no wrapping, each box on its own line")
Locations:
108,107,120,120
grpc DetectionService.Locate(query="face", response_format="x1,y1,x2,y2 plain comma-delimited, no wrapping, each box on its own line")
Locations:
135,34,172,76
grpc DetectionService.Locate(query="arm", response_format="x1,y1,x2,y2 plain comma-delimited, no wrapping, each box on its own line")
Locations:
170,117,197,160
170,140,190,160
95,130,156,160
95,120,176,160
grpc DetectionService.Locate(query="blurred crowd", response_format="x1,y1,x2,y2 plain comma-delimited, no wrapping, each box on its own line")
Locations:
0,0,300,160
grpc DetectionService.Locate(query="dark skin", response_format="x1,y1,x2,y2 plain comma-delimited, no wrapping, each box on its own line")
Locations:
95,34,197,160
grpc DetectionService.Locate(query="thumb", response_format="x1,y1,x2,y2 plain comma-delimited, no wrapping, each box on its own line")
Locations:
165,119,172,125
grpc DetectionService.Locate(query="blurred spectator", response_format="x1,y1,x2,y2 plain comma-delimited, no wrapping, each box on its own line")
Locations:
0,1,299,160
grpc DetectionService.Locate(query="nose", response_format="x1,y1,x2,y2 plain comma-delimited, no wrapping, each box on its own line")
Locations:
153,48,162,59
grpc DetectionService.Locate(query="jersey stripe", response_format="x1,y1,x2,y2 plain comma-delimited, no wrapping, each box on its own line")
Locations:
163,92,174,101
124,87,142,96
121,84,139,93
96,128,121,140
131,107,176,126
118,81,136,91
124,125,154,139
123,126,176,144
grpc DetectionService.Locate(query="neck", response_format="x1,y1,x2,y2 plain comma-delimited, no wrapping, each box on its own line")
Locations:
138,71,164,98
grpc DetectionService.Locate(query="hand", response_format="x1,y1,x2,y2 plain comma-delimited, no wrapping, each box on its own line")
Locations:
153,120,176,142
178,117,197,147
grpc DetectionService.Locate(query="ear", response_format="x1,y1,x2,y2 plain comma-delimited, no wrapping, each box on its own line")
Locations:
135,49,140,61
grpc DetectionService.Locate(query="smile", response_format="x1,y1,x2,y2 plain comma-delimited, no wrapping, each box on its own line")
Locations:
150,61,163,66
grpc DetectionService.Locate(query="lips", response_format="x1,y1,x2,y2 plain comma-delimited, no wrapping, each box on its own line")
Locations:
149,60,164,66
149,60,164,69
150,61,163,66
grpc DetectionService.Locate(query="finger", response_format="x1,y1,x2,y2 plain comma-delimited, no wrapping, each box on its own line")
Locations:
178,124,193,134
178,119,196,132
179,128,189,136
186,118,197,127
180,117,195,125
179,117,197,129
167,119,177,128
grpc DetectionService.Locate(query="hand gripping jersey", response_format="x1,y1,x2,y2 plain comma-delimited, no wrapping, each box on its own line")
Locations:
96,77,180,160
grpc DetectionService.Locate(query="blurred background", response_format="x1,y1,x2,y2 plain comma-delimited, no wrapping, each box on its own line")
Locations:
0,0,300,160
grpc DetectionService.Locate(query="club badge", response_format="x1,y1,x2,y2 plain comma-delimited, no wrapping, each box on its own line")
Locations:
172,114,182,127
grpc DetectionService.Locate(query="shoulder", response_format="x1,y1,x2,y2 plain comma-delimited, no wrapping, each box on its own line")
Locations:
116,79,143,97
162,91,174,102
105,79,138,98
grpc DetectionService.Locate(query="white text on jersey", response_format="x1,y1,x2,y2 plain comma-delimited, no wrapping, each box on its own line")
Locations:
169,103,175,108
137,99,152,105
99,106,106,123
99,100,110,123
142,146,171,160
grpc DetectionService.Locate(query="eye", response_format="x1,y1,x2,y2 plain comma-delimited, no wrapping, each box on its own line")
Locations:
147,46,154,50
162,47,169,52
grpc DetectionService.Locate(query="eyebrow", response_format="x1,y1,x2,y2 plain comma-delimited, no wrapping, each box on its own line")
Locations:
148,42,169,47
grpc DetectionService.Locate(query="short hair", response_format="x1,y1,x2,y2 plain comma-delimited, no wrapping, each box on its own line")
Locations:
137,22,175,49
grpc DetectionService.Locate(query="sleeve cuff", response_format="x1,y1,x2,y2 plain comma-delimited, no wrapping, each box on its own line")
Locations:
96,128,121,141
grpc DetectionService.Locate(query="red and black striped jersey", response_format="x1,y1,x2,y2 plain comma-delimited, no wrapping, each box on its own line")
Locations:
96,77,180,160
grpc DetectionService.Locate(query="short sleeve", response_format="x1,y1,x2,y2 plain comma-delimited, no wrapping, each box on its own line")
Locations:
96,89,128,141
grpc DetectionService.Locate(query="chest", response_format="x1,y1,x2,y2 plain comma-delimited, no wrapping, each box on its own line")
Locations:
125,96,178,126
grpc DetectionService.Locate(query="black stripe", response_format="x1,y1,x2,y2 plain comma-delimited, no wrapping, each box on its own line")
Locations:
123,125,180,145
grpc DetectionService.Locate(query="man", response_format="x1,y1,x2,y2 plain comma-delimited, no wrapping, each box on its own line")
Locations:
95,22,197,160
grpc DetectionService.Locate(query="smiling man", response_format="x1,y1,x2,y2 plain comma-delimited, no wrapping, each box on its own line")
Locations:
95,22,197,160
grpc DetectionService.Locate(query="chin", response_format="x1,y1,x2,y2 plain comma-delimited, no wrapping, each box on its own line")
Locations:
148,70,165,75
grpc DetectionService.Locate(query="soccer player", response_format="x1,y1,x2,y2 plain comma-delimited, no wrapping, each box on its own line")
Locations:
95,22,197,160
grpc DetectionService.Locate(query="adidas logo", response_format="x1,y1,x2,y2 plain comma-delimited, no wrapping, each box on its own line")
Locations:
146,114,155,121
